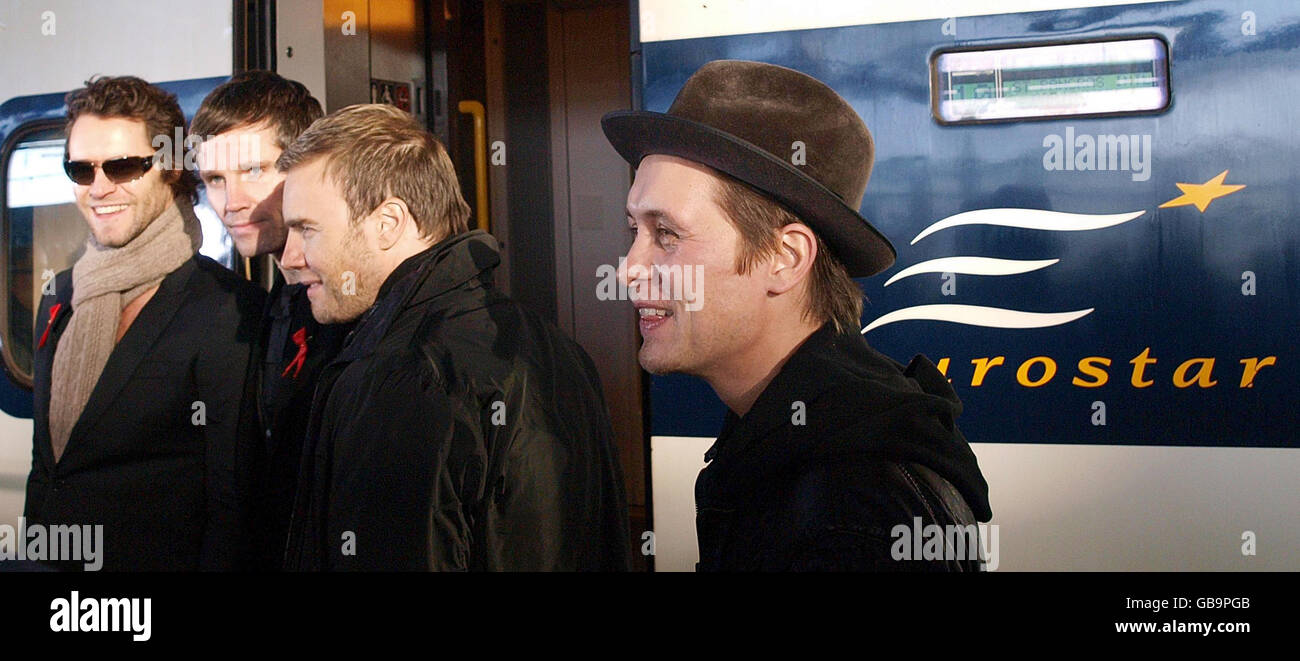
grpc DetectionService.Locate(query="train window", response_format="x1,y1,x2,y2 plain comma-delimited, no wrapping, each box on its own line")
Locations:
3,126,82,387
2,124,235,389
931,37,1170,124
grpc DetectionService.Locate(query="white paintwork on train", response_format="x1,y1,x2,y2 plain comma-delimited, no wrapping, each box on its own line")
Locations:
639,0,1177,43
652,437,1300,570
0,0,230,104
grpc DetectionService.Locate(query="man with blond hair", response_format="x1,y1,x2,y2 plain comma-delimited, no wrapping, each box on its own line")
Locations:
279,104,629,571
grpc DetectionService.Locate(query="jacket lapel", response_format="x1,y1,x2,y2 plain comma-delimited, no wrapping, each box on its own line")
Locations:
34,278,73,470
64,258,196,451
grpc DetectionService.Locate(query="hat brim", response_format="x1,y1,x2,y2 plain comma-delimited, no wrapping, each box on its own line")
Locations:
602,110,896,278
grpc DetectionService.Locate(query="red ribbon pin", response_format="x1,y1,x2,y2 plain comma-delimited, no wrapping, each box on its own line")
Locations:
282,327,308,379
38,303,63,349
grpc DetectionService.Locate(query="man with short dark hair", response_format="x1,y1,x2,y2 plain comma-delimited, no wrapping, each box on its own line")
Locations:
602,60,992,571
279,104,630,571
25,76,264,570
192,70,350,569
194,70,322,260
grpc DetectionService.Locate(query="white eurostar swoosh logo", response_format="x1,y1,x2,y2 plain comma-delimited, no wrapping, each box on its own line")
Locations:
866,208,1148,333
863,304,1094,334
910,208,1146,244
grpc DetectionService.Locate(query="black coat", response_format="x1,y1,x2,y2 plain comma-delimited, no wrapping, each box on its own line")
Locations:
25,255,265,571
695,324,993,571
237,277,353,571
285,231,631,571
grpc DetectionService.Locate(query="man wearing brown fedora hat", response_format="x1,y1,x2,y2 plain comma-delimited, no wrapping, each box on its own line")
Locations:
603,60,992,571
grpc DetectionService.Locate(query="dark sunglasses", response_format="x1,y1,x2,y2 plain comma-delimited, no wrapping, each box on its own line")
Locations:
63,155,155,186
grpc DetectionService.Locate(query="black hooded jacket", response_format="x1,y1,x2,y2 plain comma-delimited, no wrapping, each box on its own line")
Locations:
695,324,992,571
284,231,631,571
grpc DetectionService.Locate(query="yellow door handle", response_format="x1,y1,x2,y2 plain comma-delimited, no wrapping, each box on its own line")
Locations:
457,100,489,233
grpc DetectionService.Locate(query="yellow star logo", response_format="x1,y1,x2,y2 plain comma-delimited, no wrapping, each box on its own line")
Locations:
1159,170,1245,213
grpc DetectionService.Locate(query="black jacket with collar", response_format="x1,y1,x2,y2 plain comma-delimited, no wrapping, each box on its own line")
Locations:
285,230,631,571
695,324,993,572
238,275,353,571
25,255,265,571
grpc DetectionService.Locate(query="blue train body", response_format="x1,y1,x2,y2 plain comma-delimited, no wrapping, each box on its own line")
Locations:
641,0,1298,447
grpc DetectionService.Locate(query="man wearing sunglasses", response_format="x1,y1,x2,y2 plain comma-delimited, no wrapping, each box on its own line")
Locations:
24,76,265,570
191,71,353,570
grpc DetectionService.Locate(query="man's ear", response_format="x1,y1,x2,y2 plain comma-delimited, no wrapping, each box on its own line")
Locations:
767,223,817,295
372,197,411,250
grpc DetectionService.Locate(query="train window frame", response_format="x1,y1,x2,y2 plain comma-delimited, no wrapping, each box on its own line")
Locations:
1,118,68,390
929,34,1172,126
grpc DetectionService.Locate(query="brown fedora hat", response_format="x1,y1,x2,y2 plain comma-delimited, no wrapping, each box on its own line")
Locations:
602,59,895,277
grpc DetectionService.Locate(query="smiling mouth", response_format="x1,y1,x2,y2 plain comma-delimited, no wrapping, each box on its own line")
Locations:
636,305,674,333
93,204,128,215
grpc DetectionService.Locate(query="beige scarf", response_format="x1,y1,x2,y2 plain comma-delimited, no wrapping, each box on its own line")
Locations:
49,200,202,461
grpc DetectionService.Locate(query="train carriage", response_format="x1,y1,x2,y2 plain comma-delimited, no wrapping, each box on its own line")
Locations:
1,0,1296,573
